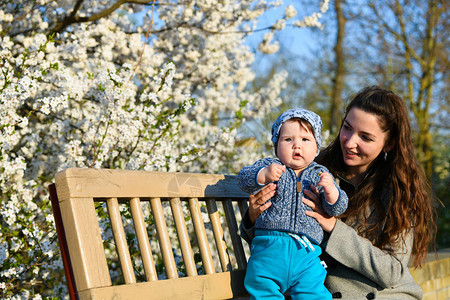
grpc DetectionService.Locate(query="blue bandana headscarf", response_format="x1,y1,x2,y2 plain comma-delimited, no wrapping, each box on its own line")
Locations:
271,108,323,155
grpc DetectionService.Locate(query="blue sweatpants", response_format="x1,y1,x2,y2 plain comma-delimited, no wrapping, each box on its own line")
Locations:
244,230,331,300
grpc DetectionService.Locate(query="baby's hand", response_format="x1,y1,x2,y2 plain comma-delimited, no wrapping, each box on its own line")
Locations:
258,164,286,185
318,171,334,188
317,171,339,204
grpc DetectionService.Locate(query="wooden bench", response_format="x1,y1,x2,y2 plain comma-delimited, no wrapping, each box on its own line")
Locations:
49,168,251,300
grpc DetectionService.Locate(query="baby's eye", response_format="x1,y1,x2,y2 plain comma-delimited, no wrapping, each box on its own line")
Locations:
302,138,310,142
284,137,292,141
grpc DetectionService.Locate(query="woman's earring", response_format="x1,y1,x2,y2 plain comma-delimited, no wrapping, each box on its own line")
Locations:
384,151,387,161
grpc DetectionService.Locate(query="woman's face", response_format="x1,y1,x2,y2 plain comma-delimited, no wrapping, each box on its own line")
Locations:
339,107,389,176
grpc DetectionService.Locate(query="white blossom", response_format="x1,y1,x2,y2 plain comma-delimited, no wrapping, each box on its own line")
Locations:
258,31,280,54
293,12,324,29
285,5,297,19
273,19,286,30
320,0,330,13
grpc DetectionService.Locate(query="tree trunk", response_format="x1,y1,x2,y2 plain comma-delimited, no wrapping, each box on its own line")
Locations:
329,0,346,135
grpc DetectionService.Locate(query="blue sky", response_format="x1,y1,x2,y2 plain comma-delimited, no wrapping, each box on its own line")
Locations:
243,0,333,73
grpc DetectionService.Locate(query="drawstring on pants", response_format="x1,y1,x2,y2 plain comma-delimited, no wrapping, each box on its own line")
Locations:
288,233,315,252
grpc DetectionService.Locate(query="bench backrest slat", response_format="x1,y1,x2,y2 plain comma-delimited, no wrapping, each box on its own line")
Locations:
51,168,250,299
107,197,137,284
170,197,198,276
151,197,179,279
206,199,231,272
223,199,248,270
189,197,216,274
129,197,158,281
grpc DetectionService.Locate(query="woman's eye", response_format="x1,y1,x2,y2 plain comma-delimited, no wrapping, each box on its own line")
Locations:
361,135,373,142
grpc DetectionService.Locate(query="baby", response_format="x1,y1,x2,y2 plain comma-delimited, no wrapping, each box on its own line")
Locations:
237,108,348,299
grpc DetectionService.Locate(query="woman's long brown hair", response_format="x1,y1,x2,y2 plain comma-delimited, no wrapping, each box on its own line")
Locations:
317,86,436,267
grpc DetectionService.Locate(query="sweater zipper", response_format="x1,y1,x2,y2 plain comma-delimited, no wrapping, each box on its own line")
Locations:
293,170,300,231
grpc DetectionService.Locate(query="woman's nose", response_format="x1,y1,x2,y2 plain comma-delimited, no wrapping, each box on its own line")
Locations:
344,133,357,148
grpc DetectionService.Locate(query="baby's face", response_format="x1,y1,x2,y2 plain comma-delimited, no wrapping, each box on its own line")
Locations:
276,120,317,174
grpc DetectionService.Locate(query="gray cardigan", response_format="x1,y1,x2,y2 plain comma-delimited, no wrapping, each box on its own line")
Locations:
323,220,421,299
237,158,348,245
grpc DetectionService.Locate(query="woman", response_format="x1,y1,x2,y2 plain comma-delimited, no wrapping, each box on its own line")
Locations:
239,86,435,299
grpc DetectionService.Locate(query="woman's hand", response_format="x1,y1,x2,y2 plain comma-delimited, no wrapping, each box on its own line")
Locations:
303,185,337,233
248,183,276,224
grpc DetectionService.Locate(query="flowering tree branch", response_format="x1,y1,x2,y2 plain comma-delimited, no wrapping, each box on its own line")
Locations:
51,0,158,33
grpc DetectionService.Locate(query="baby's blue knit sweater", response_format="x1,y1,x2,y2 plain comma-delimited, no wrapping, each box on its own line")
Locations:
237,157,348,245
